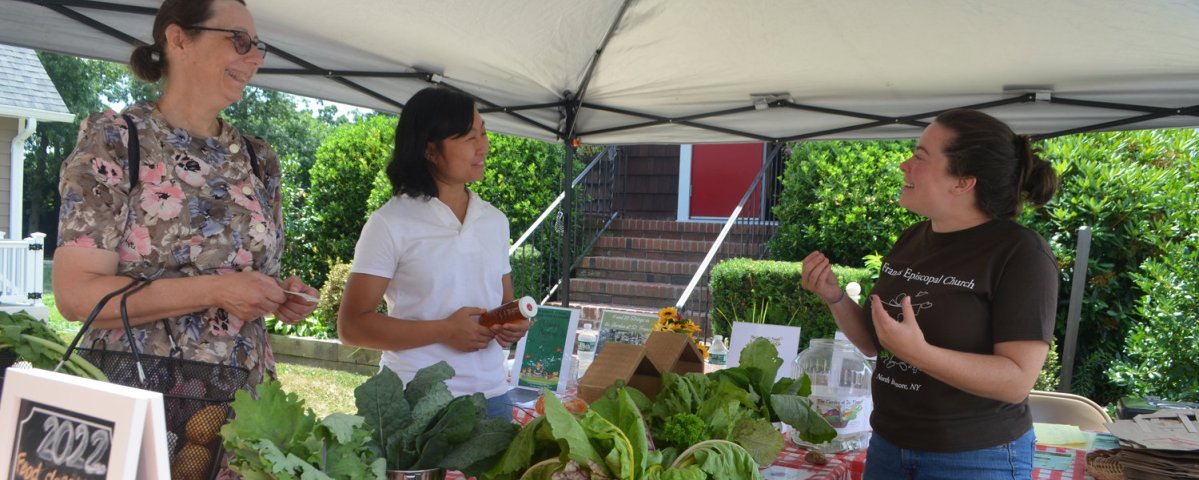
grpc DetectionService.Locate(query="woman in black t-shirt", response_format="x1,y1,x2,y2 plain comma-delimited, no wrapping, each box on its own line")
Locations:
801,109,1060,479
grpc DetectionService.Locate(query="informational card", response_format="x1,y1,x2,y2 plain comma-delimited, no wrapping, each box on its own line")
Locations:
511,306,579,395
595,310,657,354
0,367,170,479
727,321,802,381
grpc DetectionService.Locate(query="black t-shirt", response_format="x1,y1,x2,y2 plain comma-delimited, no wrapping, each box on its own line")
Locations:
867,219,1058,452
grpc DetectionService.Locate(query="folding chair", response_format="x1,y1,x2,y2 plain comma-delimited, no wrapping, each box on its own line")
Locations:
1028,390,1112,430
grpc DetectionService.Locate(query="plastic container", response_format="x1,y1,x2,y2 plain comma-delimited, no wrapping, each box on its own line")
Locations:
479,296,538,328
708,335,728,366
576,323,598,373
791,337,873,453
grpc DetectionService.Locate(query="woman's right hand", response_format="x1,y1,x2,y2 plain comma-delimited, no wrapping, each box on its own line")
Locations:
442,307,493,352
213,271,287,320
801,251,843,304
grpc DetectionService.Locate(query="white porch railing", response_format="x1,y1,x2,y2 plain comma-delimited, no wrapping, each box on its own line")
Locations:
0,232,46,308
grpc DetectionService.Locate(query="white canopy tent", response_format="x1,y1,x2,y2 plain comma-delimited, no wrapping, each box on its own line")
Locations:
1,0,1197,144
4,0,1197,392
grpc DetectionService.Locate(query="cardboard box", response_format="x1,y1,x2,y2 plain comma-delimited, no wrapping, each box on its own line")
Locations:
644,331,705,375
576,332,707,403
577,343,663,403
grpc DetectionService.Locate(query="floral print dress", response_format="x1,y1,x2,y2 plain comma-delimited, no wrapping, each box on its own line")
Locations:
57,102,284,388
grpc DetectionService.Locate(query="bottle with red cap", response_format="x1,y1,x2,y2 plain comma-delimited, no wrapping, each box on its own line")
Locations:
479,296,538,328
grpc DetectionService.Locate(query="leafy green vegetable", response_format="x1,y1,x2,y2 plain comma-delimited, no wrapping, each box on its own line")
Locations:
657,413,709,450
728,418,783,466
354,362,517,476
771,394,837,444
672,440,763,480
354,366,410,469
645,338,835,465
0,310,105,380
542,392,605,468
221,380,382,479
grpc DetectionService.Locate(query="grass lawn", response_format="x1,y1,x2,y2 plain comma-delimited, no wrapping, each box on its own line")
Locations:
275,362,367,417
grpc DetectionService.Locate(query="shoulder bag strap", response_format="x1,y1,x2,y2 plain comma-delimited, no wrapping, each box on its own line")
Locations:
121,114,140,188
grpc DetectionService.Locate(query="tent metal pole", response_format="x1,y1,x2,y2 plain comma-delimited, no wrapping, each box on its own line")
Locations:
560,139,575,307
1059,226,1092,393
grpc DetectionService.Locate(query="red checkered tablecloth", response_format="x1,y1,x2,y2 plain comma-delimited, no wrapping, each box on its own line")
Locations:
1033,444,1091,480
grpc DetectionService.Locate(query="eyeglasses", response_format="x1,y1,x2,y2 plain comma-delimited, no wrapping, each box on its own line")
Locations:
185,26,268,59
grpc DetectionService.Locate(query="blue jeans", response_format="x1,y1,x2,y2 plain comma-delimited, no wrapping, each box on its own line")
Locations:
486,390,514,422
863,428,1035,480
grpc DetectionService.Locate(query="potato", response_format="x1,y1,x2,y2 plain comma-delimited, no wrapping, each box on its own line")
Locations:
171,443,213,480
185,405,228,445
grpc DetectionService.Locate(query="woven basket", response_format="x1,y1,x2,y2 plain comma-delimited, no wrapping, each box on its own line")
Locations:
1085,449,1124,480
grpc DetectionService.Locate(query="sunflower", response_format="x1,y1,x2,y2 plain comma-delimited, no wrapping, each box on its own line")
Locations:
654,306,709,359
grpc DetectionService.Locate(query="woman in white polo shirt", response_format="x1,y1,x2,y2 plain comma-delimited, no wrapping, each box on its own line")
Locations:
338,87,529,420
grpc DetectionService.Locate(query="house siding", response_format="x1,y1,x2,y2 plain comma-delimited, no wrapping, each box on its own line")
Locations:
0,116,15,235
615,145,679,219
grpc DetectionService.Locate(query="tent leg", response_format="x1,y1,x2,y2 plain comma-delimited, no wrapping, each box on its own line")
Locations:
1058,226,1091,393
560,142,575,306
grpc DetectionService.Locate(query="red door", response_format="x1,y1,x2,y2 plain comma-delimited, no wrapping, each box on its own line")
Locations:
689,143,764,218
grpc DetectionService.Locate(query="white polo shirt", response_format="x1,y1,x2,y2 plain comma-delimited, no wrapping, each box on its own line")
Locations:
350,191,511,398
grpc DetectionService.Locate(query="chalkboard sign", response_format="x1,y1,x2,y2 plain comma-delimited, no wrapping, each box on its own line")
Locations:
0,368,169,479
9,400,114,479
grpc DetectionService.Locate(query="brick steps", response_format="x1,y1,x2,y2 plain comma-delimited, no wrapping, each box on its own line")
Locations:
589,236,761,262
608,218,772,240
565,217,768,332
575,256,705,285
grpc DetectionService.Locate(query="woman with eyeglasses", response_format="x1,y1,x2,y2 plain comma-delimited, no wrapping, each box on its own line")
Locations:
54,0,316,403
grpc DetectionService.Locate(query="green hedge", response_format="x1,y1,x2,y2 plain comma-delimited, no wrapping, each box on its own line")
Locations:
293,114,397,287
770,140,918,265
1106,215,1199,402
365,132,570,238
510,244,545,302
1026,128,1199,403
709,258,873,350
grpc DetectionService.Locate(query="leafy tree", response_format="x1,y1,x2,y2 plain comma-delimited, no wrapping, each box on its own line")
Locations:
364,132,576,238
222,87,346,187
1027,128,1199,403
293,114,397,287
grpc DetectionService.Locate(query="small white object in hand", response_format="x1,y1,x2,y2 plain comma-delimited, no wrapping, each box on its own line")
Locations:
284,289,319,303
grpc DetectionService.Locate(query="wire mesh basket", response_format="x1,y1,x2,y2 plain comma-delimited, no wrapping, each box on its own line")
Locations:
0,348,17,397
59,278,251,480
73,346,249,480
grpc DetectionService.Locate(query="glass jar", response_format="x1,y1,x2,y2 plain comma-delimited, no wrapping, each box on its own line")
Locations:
791,337,873,453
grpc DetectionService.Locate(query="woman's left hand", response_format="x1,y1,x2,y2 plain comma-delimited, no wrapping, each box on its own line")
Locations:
490,319,530,348
869,294,929,361
274,276,320,324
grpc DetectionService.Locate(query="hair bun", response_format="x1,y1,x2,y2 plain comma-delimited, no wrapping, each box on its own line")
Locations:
129,43,164,83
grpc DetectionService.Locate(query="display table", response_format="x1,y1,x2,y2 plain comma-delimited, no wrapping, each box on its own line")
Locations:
446,443,1089,480
448,408,1095,480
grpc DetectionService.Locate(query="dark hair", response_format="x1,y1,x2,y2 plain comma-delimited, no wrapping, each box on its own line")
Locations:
129,0,246,82
934,109,1059,219
387,87,477,199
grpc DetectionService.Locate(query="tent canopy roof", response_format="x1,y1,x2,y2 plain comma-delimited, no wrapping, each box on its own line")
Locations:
2,0,1198,144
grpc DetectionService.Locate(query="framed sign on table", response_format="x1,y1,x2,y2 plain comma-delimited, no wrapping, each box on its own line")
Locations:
511,306,580,396
0,367,170,479
594,310,658,354
727,321,802,381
